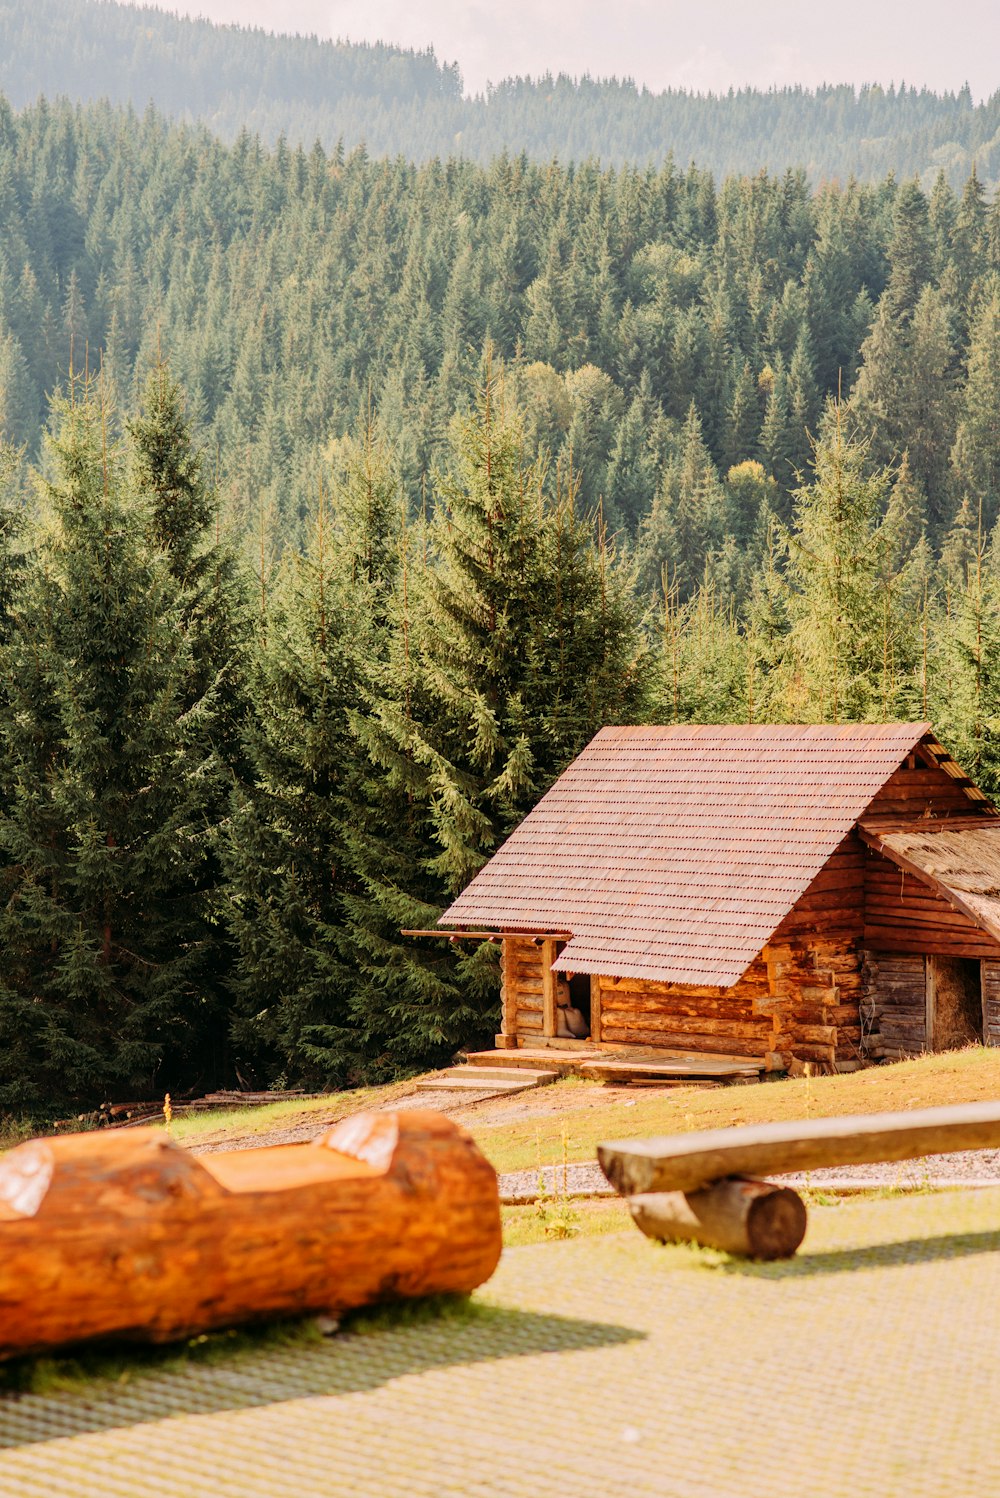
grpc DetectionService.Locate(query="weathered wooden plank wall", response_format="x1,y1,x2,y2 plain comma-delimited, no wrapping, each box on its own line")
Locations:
983,960,1000,1048
863,952,927,1058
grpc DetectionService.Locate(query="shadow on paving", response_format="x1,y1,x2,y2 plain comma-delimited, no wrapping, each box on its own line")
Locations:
715,1227,1000,1279
0,1303,643,1449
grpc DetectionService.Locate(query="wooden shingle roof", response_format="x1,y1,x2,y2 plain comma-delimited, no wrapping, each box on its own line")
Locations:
440,722,937,987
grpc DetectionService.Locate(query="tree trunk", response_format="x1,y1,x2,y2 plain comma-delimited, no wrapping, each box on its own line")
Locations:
629,1178,807,1260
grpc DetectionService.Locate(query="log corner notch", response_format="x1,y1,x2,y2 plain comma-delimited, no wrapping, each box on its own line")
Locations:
0,1110,502,1360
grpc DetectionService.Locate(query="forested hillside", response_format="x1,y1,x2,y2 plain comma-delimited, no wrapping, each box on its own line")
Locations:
2,92,1000,551
2,92,1000,1113
1,0,998,182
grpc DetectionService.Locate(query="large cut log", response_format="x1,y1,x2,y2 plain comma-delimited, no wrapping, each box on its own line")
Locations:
0,1109,501,1359
598,1099,1000,1197
629,1179,807,1260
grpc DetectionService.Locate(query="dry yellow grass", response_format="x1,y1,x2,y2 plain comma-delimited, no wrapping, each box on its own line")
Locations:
469,1044,1000,1175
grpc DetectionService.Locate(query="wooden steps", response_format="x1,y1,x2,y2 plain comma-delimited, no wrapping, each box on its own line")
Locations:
415,1067,557,1095
465,1047,606,1075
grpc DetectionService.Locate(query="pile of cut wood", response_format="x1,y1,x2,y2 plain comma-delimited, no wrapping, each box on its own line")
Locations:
57,1090,321,1132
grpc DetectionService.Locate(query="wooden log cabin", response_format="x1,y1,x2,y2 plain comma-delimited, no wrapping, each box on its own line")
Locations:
438,724,1000,1070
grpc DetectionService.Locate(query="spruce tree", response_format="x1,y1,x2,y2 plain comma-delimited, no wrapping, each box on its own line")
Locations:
0,382,225,1112
224,483,369,1088
777,401,914,723
129,361,252,1071
932,516,1000,795
346,355,645,1073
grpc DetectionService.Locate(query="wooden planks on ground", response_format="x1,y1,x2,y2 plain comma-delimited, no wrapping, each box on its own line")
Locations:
579,1058,762,1083
598,1099,1000,1196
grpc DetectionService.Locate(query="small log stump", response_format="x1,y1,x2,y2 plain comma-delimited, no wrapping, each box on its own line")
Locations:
628,1176,807,1260
0,1109,502,1359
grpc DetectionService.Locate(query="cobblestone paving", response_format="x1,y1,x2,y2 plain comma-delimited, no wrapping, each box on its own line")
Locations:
2,1189,999,1497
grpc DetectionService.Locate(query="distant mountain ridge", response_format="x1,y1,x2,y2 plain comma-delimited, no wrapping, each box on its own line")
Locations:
0,0,998,184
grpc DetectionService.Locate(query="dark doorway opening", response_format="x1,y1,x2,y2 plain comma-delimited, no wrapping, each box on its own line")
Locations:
927,956,983,1050
568,972,592,1030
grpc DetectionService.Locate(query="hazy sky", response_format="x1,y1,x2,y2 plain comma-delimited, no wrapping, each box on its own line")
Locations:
165,0,998,99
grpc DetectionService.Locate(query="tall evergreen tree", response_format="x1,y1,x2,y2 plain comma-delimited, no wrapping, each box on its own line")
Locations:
345,356,645,1073
777,402,915,723
0,383,225,1111
224,484,370,1087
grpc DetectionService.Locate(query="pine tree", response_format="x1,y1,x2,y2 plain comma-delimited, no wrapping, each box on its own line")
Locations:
932,514,1000,794
224,482,369,1088
637,403,728,599
345,355,645,1073
777,401,914,723
884,180,933,324
129,361,251,765
0,381,225,1112
952,285,1000,524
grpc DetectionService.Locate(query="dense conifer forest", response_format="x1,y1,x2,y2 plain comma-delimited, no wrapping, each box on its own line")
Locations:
1,83,1000,1115
1,0,998,182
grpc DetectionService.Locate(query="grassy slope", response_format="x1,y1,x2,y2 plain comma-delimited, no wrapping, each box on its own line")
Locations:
470,1046,1000,1175
4,1046,998,1166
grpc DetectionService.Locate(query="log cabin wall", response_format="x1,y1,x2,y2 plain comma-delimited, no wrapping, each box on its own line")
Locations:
857,748,1000,1055
862,847,1000,959
760,833,867,1067
501,937,568,1042
594,958,772,1058
861,849,1000,1057
860,749,992,823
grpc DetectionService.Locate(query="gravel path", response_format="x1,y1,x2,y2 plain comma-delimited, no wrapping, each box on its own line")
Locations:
498,1149,1000,1202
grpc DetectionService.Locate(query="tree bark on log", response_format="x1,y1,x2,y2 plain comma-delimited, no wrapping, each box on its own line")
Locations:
629,1179,807,1259
0,1110,501,1359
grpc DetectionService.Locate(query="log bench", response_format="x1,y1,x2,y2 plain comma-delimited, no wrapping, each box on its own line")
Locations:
0,1110,501,1359
598,1100,1000,1260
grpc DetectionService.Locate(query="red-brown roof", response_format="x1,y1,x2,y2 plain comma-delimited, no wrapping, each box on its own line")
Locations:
440,722,935,986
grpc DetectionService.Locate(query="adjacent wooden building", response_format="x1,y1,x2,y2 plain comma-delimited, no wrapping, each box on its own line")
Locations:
439,724,1000,1070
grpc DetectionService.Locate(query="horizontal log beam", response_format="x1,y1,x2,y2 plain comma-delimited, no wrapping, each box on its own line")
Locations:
0,1112,501,1359
598,1100,1000,1196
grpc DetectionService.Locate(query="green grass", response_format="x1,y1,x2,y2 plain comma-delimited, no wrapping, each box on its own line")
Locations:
501,1198,630,1247
0,1314,326,1397
0,1080,416,1153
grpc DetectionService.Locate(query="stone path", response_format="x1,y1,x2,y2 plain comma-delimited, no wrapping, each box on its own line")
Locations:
2,1189,1000,1497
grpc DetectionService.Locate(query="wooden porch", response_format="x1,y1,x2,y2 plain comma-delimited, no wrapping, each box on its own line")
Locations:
464,1042,766,1083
